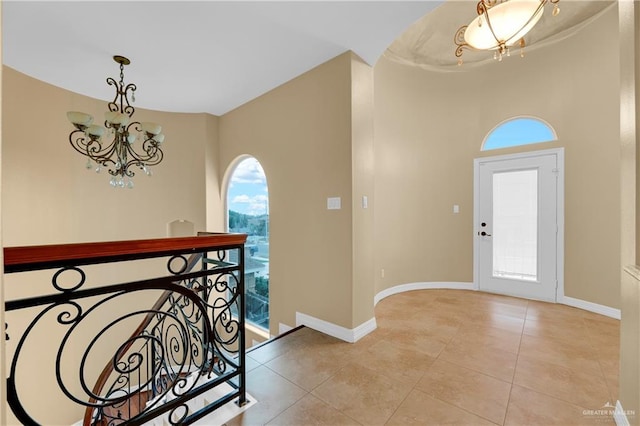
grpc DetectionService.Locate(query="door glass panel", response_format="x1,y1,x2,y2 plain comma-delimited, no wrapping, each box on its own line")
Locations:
492,169,538,281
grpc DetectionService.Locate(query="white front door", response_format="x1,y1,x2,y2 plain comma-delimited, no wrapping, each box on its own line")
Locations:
474,149,563,302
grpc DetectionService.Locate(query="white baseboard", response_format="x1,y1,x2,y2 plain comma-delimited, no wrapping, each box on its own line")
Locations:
562,296,621,320
374,282,474,306
295,312,377,343
614,400,632,426
373,283,620,320
278,322,293,335
353,317,378,342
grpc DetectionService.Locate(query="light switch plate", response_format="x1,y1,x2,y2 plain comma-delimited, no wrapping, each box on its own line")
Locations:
327,197,341,210
453,204,460,214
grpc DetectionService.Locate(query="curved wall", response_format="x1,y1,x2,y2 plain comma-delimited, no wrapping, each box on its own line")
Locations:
2,67,220,246
1,66,225,424
373,5,621,309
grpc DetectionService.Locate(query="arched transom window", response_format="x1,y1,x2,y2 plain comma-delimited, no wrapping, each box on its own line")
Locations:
482,117,557,151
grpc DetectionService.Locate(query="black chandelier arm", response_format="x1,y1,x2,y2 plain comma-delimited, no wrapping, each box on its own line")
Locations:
123,123,164,160
123,83,137,117
126,121,164,164
106,77,121,114
90,137,119,161
119,143,163,178
69,129,93,157
69,130,119,168
106,78,137,118
118,167,135,178
141,139,164,165
88,143,120,171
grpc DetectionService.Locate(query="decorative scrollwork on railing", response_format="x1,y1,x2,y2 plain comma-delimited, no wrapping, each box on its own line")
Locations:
167,254,190,276
209,273,242,356
4,238,247,426
52,266,87,292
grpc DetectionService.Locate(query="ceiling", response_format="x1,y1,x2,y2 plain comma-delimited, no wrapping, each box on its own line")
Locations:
2,1,441,115
2,1,615,115
387,0,615,71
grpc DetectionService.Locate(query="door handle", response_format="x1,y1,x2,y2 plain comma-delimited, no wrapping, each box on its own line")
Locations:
478,231,492,236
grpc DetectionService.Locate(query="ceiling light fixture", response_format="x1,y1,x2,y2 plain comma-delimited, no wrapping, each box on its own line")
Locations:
455,0,560,66
67,55,165,189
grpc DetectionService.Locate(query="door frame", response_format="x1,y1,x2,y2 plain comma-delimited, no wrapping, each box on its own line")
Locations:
473,147,565,302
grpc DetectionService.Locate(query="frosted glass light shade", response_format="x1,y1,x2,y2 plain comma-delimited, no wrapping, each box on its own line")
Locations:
127,134,136,144
464,0,544,49
113,113,130,126
104,111,130,126
153,133,165,144
141,122,162,135
104,111,119,124
67,111,93,126
86,125,105,137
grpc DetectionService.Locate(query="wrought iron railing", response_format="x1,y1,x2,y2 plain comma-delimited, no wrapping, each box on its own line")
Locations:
3,234,248,426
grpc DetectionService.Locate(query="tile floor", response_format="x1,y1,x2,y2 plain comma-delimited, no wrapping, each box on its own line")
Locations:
226,289,620,425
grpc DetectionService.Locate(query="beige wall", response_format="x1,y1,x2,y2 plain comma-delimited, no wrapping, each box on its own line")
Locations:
373,5,621,309
205,114,224,231
1,66,223,424
219,52,357,333
2,66,218,246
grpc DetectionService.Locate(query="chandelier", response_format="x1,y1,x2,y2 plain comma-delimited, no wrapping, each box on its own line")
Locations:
67,55,165,189
454,0,560,66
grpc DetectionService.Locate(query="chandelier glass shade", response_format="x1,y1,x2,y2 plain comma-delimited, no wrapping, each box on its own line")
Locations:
455,0,560,65
67,55,165,189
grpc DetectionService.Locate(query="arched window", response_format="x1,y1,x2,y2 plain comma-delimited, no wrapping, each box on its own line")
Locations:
482,117,557,151
226,157,269,331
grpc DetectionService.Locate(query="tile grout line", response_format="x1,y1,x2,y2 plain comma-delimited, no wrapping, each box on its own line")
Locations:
411,307,514,425
512,305,611,413
503,299,530,426
230,290,620,425
260,363,311,426
585,314,619,405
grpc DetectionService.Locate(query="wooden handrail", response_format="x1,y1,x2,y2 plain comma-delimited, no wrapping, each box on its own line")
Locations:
4,234,247,273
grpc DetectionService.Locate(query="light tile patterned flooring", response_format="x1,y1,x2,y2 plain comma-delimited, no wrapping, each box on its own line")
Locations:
226,289,620,425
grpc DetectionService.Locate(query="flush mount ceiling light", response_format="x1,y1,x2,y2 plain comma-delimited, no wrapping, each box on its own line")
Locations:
67,55,165,189
454,0,560,66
